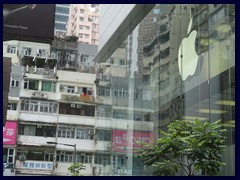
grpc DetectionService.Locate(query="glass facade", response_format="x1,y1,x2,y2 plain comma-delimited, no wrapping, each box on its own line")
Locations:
54,4,70,35
96,4,235,175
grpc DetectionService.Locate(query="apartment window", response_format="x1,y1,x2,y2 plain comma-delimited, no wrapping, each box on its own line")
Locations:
7,45,17,54
10,78,19,87
114,155,126,166
67,86,75,93
57,127,75,139
98,87,110,97
18,124,56,137
44,153,54,161
85,26,90,30
113,89,129,98
39,102,57,113
21,100,57,113
79,25,84,30
92,39,97,44
8,103,17,110
23,124,36,136
92,23,98,29
51,52,58,59
80,9,84,13
85,34,89,39
83,153,92,163
3,148,14,164
29,101,39,112
37,49,47,58
79,17,84,21
79,33,84,38
56,151,73,163
24,79,39,90
88,16,93,22
110,58,114,64
39,102,49,113
96,130,112,141
36,125,56,137
113,112,127,119
60,85,75,93
119,59,125,66
82,55,89,62
42,81,56,92
76,128,93,140
95,154,111,165
22,47,31,56
97,105,111,118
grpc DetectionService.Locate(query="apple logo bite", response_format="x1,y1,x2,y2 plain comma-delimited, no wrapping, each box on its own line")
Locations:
178,16,198,81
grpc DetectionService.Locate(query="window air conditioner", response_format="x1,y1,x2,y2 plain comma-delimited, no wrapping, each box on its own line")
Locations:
40,92,47,98
37,124,42,128
19,155,26,161
77,104,81,108
60,151,65,154
32,92,38,97
71,104,76,108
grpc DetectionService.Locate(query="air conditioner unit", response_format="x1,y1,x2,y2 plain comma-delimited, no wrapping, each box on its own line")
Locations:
86,129,93,135
71,104,76,108
37,123,42,128
32,92,38,97
40,92,47,98
60,151,65,155
77,104,81,108
80,152,85,156
19,155,26,161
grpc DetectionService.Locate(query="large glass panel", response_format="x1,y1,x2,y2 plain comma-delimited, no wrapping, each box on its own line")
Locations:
96,4,234,176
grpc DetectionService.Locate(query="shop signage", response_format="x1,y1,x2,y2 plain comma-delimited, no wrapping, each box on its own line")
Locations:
112,130,155,152
3,121,17,145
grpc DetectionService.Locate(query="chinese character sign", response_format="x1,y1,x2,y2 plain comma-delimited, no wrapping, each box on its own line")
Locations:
21,161,53,170
112,130,155,152
3,121,17,145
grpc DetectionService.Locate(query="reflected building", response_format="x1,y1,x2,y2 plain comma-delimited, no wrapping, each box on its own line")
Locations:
95,4,235,176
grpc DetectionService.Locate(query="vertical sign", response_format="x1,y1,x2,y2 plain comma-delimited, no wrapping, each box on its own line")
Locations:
3,121,17,145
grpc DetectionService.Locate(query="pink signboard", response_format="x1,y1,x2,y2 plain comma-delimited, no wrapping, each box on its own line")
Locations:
3,121,17,145
112,130,155,153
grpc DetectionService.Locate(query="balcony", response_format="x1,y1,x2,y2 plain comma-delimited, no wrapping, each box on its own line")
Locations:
58,114,95,126
61,94,95,103
80,94,95,103
19,112,57,124
18,135,56,146
20,89,58,101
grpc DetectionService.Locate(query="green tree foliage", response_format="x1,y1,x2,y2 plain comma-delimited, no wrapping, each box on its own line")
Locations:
67,162,86,176
135,119,226,176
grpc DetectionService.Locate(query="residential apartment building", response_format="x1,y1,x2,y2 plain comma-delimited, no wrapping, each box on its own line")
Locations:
67,4,99,45
3,39,99,176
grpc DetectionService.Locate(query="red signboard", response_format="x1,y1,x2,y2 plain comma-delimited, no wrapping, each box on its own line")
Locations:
3,121,17,145
112,130,155,152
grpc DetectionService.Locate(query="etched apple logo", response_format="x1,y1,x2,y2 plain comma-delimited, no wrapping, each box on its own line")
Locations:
178,16,198,81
